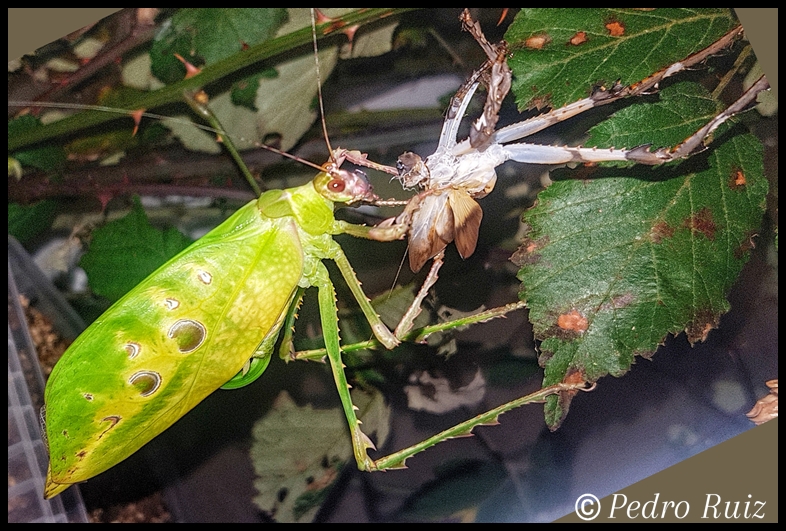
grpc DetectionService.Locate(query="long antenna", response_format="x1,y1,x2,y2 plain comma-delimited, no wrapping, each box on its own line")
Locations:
310,8,336,170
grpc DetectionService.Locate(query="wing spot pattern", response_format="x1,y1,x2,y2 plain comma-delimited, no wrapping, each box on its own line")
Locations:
197,269,213,285
129,371,162,397
168,319,207,353
124,342,141,359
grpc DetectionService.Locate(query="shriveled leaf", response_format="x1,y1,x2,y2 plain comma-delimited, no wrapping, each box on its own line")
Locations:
746,380,778,426
79,197,193,302
251,389,390,522
513,81,768,430
505,8,737,110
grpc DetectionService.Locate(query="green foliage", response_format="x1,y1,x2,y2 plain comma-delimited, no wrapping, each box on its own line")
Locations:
79,197,193,302
150,9,288,84
8,200,58,243
8,115,66,172
506,8,737,110
506,9,768,429
251,390,390,522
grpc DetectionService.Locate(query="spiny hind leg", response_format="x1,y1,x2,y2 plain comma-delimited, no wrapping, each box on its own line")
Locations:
313,261,378,471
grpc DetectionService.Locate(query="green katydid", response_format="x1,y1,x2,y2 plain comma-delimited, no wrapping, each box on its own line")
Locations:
11,9,594,505
39,155,406,499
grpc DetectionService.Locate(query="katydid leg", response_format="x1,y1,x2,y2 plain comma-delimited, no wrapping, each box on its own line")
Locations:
326,239,400,350
369,381,595,471
313,261,378,471
278,286,307,360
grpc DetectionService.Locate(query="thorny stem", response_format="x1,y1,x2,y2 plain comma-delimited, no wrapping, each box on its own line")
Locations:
370,381,595,471
183,90,263,196
8,9,413,153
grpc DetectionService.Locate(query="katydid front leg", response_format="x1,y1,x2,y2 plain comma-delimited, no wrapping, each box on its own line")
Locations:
335,216,449,341
324,236,400,350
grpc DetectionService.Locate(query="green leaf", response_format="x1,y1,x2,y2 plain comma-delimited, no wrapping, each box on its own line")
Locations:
150,8,288,84
230,69,278,111
8,200,58,243
505,8,737,110
251,389,390,522
79,197,193,302
513,81,768,429
8,115,67,172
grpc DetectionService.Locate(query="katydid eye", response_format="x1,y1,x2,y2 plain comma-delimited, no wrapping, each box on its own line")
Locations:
328,178,345,192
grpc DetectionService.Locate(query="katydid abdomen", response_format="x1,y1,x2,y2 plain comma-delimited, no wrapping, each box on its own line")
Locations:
42,173,362,498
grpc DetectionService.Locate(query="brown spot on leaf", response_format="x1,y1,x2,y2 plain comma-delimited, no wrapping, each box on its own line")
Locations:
683,208,716,240
605,20,625,36
76,450,87,460
557,310,588,333
650,221,675,243
510,228,549,267
729,168,747,189
734,232,757,259
548,368,588,432
525,33,551,50
83,393,94,401
636,348,657,361
568,31,588,46
608,292,635,310
530,94,552,110
685,309,720,344
563,369,587,387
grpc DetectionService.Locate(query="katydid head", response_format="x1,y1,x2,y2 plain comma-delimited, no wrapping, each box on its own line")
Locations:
313,166,380,205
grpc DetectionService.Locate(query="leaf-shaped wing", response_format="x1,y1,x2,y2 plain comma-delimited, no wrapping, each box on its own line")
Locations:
44,200,303,493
